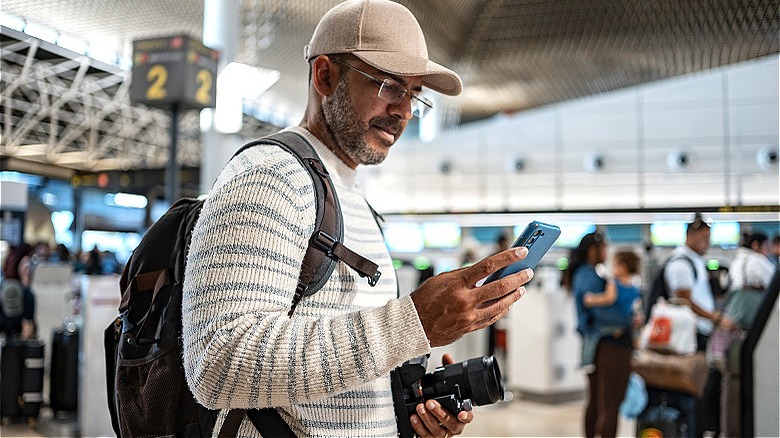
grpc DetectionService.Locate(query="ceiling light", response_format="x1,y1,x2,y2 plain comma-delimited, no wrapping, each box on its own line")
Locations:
0,12,25,31
88,43,118,65
23,22,59,44
57,34,88,55
214,62,280,133
105,193,148,209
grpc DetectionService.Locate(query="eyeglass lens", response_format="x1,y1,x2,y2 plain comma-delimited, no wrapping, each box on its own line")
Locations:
332,58,432,118
378,81,431,118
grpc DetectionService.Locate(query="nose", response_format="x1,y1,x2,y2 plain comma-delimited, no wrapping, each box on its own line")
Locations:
388,94,413,121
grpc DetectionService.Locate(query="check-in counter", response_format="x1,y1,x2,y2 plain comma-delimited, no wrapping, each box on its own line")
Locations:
79,274,120,437
505,265,586,402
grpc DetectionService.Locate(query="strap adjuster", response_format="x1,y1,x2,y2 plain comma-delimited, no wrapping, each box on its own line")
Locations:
314,230,337,256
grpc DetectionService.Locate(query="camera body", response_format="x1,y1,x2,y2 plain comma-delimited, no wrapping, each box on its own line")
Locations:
390,355,504,437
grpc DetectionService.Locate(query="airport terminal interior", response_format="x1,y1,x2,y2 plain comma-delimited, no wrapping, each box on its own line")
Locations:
1,0,779,437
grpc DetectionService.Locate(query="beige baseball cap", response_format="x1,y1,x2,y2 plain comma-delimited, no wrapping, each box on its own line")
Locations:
304,0,462,96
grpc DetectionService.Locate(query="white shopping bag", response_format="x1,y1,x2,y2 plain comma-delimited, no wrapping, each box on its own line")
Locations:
639,298,697,355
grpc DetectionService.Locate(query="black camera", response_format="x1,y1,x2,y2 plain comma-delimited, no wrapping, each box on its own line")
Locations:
390,355,505,437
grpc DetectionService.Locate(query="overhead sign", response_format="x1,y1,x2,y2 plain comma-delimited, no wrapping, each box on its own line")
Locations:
130,35,219,110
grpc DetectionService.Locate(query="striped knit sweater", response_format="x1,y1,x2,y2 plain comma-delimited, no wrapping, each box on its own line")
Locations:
182,126,431,436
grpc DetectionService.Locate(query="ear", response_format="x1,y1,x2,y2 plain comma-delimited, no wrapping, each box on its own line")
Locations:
311,55,340,97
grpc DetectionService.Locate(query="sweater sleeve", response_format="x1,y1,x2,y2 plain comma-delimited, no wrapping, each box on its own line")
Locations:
181,147,429,410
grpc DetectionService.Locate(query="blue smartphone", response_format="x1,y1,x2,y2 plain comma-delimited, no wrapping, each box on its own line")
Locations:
483,221,561,284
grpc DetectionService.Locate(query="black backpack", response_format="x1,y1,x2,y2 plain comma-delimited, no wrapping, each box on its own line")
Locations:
644,254,697,321
104,131,381,437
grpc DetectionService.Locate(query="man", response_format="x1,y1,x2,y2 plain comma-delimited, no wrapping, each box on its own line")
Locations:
182,1,533,436
664,215,736,437
665,216,737,346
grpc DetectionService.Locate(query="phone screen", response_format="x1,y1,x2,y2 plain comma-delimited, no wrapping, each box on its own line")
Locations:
483,221,561,284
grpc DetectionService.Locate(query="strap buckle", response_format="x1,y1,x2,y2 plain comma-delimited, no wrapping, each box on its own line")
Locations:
314,230,337,256
366,271,381,287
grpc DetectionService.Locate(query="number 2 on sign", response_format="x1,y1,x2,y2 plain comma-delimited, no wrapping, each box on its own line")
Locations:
195,69,212,106
146,65,168,100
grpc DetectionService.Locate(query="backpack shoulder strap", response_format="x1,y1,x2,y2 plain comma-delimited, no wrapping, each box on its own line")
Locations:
667,253,698,281
235,131,381,317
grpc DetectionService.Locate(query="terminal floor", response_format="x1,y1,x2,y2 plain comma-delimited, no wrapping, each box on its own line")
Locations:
0,396,638,437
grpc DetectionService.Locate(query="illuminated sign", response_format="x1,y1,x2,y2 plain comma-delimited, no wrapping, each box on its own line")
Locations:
130,35,219,109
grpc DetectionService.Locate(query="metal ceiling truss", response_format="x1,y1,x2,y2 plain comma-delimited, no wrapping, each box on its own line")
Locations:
1,28,279,175
1,0,778,173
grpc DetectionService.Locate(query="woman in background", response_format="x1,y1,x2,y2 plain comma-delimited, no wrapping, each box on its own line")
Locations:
562,232,633,438
0,243,36,339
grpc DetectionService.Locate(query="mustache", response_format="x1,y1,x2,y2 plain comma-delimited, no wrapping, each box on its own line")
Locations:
370,116,403,134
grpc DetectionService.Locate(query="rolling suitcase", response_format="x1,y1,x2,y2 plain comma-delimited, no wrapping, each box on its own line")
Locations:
636,387,696,438
0,338,45,421
49,324,80,413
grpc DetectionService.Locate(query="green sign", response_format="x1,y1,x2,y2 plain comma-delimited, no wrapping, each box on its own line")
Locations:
130,35,219,109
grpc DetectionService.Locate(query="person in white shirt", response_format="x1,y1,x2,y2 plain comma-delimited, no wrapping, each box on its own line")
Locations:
730,232,776,291
665,216,737,343
664,215,737,438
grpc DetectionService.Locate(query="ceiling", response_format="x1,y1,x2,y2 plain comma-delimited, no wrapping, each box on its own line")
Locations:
1,0,778,175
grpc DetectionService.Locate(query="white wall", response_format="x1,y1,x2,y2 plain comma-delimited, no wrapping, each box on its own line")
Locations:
361,55,779,214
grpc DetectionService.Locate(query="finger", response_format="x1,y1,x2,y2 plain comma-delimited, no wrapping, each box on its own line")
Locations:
473,268,534,306
459,247,528,286
416,402,448,437
425,400,466,436
409,414,431,437
473,287,525,328
441,353,454,366
457,410,474,424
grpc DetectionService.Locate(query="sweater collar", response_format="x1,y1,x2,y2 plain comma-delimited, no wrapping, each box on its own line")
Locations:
284,126,358,188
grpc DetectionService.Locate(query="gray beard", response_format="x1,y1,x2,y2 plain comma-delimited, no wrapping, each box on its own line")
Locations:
322,76,388,166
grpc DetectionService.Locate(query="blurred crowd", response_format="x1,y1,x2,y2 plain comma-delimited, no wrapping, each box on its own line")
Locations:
0,241,124,340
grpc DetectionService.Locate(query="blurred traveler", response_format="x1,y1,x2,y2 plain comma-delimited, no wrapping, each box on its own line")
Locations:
32,241,51,264
100,250,122,274
583,248,643,344
730,232,775,292
771,234,780,267
665,215,735,438
72,250,85,272
665,215,736,347
51,243,71,264
563,232,632,438
82,247,103,275
724,232,776,330
0,244,36,339
182,1,532,436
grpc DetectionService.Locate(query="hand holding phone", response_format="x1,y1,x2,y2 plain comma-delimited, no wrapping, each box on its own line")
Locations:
483,221,561,284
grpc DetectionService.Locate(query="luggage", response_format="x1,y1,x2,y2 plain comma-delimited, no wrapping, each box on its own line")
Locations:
0,338,45,421
631,349,708,397
636,387,696,438
49,324,80,413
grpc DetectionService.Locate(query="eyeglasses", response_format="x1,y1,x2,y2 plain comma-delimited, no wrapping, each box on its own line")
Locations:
331,58,434,118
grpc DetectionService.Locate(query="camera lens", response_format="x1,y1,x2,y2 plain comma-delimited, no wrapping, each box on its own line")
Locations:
430,356,504,407
464,356,504,405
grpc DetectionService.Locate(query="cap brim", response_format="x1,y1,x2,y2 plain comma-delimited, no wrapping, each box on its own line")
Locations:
354,51,462,96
